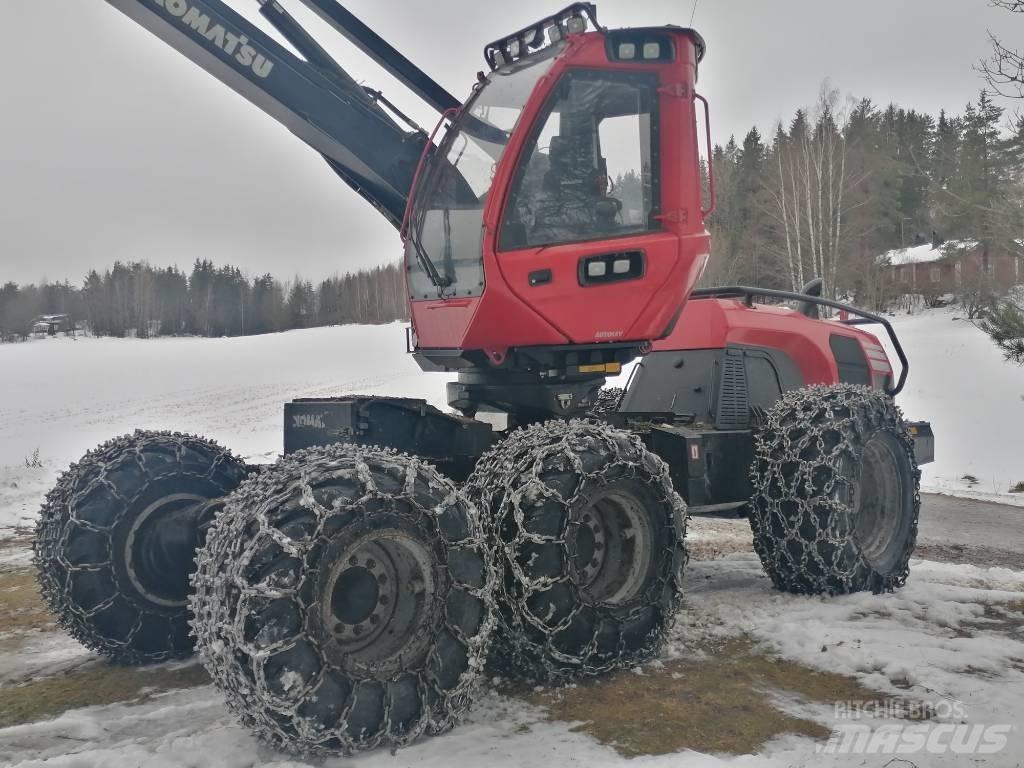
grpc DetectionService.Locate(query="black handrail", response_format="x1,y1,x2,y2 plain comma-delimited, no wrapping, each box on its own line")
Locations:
689,286,909,397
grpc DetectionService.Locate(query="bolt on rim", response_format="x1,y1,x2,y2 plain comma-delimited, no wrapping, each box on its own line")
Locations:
321,529,437,675
571,487,655,606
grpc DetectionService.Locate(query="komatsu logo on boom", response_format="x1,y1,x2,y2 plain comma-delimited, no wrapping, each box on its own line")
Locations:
154,0,275,78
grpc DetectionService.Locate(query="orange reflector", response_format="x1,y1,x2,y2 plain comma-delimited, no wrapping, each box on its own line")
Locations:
579,363,622,374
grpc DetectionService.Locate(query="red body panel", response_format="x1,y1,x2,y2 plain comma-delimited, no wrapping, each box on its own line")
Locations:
658,299,891,386
410,29,710,356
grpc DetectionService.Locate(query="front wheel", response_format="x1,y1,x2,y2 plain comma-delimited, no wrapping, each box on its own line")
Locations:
748,385,920,595
191,444,495,756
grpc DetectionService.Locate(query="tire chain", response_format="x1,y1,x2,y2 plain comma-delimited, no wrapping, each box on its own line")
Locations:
33,430,248,663
587,386,625,416
748,384,921,595
190,443,498,756
467,419,687,681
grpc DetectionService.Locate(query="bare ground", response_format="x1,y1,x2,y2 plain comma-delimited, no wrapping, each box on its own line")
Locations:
1,506,1022,758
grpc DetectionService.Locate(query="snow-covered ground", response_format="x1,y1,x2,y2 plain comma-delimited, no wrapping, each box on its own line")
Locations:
879,307,1024,500
0,323,453,530
1,549,1022,767
2,305,1021,530
2,310,1024,767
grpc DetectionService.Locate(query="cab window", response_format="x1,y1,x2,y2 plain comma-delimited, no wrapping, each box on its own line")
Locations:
500,70,660,251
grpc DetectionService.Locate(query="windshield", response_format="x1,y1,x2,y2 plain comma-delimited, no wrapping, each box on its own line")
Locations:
406,50,561,300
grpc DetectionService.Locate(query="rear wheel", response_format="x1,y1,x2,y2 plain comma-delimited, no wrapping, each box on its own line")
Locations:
191,444,495,756
33,431,248,663
467,420,686,681
748,385,920,595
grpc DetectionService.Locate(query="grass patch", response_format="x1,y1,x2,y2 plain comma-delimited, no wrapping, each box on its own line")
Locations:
914,542,1024,572
962,600,1024,637
0,567,52,636
521,639,911,757
0,663,209,727
0,562,210,728
0,529,34,554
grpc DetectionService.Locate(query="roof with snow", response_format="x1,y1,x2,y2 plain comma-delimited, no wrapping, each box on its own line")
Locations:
881,240,978,266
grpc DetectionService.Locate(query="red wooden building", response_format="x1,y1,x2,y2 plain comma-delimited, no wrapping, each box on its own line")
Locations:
884,240,1024,295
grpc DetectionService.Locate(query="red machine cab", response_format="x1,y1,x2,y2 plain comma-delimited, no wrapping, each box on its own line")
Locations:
405,8,711,368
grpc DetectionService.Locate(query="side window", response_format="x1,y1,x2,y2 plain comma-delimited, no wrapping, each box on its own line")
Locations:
499,70,660,251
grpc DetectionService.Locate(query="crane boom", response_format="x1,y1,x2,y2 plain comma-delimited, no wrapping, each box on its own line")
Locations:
103,0,456,227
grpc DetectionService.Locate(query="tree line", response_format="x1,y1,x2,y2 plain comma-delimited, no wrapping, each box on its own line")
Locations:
702,86,1024,309
0,260,408,342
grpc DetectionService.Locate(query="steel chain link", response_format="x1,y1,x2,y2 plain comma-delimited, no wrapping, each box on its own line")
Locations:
190,443,497,756
33,430,246,662
467,418,687,681
748,384,921,595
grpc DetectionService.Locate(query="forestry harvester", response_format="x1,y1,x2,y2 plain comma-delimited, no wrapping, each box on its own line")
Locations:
35,0,935,755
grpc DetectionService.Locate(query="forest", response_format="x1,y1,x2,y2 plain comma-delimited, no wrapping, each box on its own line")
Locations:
701,86,1024,309
0,260,407,341
3,81,1024,342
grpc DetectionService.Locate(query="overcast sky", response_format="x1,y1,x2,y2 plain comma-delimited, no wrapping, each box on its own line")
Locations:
2,0,1023,286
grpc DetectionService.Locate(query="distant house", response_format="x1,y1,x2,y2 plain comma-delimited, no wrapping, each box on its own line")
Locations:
30,314,73,337
882,240,1024,295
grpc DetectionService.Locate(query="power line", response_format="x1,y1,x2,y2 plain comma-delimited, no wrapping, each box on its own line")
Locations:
689,0,700,26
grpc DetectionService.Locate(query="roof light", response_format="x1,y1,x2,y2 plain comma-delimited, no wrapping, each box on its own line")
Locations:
612,259,631,274
546,23,563,43
617,42,636,59
587,261,608,278
493,49,506,67
506,37,522,58
642,41,661,59
565,14,587,34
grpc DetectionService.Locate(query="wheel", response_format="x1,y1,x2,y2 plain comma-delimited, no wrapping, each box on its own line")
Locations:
748,384,920,595
190,444,495,756
466,420,686,681
33,431,249,663
588,386,624,416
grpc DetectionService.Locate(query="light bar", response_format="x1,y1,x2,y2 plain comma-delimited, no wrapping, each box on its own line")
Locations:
483,2,601,70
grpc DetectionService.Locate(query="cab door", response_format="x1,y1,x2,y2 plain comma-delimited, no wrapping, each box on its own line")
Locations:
494,68,680,344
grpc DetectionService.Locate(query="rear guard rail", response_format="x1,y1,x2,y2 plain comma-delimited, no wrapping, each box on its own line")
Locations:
689,286,909,397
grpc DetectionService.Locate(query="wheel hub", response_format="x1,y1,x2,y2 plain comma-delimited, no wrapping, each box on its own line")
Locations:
321,529,436,675
853,434,908,571
571,487,654,606
124,493,208,608
328,544,401,643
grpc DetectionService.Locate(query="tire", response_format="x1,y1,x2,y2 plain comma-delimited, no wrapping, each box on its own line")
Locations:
191,444,495,756
466,420,686,682
748,384,920,595
33,431,249,663
588,387,624,416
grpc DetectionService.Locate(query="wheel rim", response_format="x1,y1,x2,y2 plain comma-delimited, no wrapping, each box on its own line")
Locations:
321,530,436,676
853,433,910,572
572,486,655,606
125,493,206,607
